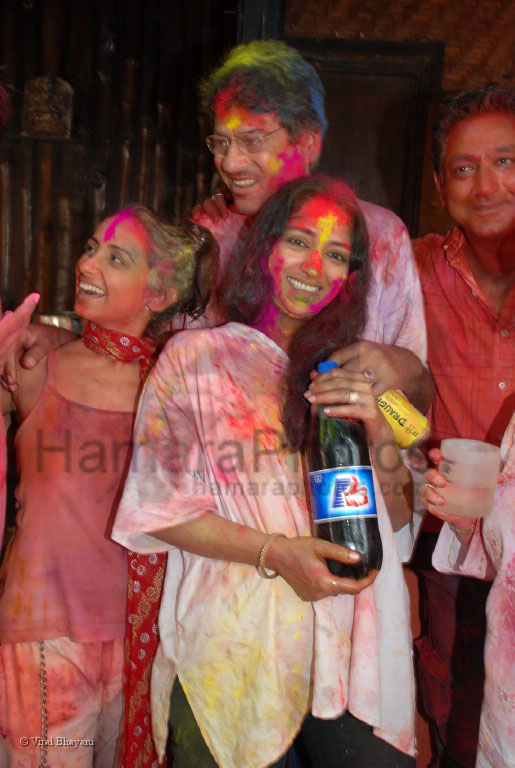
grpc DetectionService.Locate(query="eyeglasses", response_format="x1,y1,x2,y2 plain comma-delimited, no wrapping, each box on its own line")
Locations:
205,126,283,156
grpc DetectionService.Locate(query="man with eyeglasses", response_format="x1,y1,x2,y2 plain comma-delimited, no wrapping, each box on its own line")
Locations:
191,39,432,410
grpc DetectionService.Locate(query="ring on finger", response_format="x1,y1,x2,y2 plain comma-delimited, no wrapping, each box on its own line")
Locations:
348,390,360,405
363,368,376,384
420,482,435,496
211,192,224,201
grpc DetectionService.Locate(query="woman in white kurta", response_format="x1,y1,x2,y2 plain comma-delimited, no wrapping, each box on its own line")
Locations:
113,176,418,768
421,414,515,768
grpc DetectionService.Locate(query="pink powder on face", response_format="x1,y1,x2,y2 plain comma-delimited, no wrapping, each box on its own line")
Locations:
304,247,322,274
300,197,351,230
270,146,306,189
213,83,242,120
289,201,348,277
308,277,343,315
284,197,352,313
104,209,135,242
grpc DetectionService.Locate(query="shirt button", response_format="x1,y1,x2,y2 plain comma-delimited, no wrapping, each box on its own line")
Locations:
498,381,507,390
500,329,509,338
471,290,477,297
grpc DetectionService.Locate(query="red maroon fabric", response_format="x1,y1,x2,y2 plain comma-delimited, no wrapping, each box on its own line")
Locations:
83,320,157,376
122,552,166,768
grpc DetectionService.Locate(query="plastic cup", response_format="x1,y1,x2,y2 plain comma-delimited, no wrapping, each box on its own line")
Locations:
438,438,500,517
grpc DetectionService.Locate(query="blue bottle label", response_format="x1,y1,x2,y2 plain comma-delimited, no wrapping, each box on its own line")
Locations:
309,467,377,523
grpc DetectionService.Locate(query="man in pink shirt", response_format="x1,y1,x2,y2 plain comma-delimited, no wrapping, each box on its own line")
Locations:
413,83,514,768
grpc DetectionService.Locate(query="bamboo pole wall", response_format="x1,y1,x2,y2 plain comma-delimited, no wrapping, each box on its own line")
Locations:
0,0,237,311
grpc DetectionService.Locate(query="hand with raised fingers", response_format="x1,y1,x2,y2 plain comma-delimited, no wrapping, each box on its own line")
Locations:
0,293,40,391
191,190,230,224
266,534,378,601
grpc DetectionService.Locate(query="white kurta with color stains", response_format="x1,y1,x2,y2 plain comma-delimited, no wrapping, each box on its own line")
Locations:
113,324,416,768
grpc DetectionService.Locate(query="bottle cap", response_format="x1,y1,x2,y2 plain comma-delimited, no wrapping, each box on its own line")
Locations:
317,361,339,374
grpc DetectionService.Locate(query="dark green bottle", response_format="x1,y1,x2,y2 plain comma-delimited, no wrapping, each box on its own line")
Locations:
306,361,383,579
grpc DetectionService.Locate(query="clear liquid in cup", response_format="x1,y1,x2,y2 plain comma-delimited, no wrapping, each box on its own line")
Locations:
438,482,496,517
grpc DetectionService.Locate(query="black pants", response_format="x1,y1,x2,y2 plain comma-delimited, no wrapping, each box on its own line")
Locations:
167,680,415,768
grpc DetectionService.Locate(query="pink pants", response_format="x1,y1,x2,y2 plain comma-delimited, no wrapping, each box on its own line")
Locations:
0,636,123,768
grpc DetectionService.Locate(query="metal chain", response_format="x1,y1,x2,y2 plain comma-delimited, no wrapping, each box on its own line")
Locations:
38,640,48,767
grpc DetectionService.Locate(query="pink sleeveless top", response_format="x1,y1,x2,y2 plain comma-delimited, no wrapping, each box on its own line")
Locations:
0,350,132,644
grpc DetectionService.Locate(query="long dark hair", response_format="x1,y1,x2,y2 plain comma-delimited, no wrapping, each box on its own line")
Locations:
217,174,370,451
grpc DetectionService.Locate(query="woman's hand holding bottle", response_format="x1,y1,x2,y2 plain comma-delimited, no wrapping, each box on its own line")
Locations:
266,534,378,601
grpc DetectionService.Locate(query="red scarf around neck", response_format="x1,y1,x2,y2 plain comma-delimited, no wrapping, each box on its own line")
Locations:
82,321,156,379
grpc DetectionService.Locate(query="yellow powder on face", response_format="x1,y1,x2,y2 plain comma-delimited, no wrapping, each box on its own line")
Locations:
268,155,283,175
317,212,339,250
226,115,242,130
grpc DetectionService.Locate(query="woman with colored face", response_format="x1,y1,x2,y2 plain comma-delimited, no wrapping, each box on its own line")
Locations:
114,176,417,768
0,207,217,768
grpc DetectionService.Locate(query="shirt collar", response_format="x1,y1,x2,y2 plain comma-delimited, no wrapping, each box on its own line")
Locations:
441,227,468,268
441,227,515,320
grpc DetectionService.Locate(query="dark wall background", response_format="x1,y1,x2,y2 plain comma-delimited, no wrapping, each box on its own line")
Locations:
0,0,237,311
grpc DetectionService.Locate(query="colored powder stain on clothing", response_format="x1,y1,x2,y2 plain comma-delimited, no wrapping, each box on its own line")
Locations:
189,646,266,714
113,324,420,762
285,609,304,624
11,591,24,619
45,662,87,727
